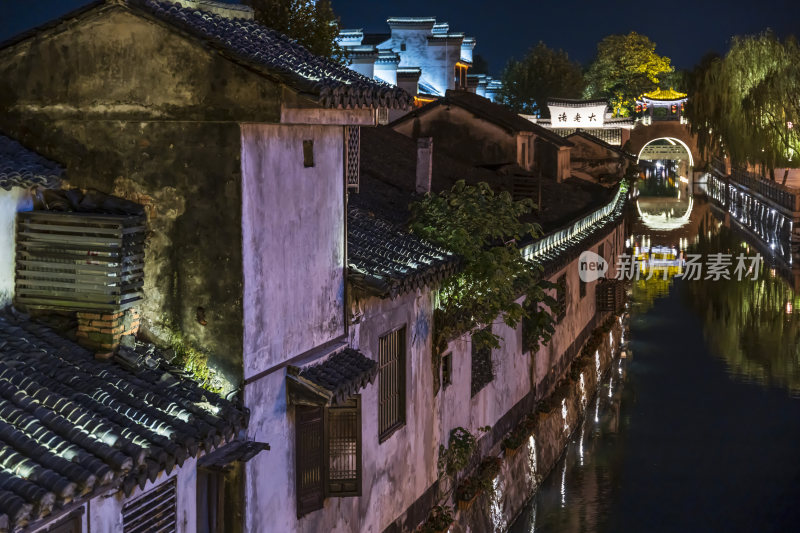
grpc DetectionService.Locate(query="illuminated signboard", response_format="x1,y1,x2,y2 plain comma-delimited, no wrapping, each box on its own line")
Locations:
548,104,607,128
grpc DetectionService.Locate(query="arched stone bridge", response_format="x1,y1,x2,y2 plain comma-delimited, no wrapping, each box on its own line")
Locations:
627,121,702,169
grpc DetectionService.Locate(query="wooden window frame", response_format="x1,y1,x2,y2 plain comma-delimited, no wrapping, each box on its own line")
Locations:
295,397,363,517
378,326,407,442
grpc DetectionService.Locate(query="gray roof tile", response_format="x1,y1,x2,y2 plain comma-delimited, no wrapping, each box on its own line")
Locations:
0,136,62,191
134,1,411,109
348,207,460,298
298,349,378,405
0,308,247,529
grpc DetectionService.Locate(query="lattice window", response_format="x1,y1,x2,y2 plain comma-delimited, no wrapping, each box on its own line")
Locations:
122,478,177,533
345,125,360,192
378,327,406,440
327,397,361,496
295,397,362,516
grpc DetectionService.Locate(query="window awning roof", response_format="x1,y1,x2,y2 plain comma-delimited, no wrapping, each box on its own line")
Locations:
287,349,377,406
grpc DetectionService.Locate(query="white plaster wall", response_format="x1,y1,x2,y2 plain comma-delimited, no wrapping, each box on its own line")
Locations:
240,124,346,378
244,289,439,533
88,458,197,533
349,59,374,80
423,42,463,95
374,63,397,86
0,188,32,307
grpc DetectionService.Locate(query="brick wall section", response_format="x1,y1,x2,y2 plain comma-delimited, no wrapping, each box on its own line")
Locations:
76,309,140,351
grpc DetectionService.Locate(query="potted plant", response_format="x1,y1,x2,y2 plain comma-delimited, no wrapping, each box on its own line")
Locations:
419,505,454,533
455,476,481,510
503,427,527,457
476,456,503,492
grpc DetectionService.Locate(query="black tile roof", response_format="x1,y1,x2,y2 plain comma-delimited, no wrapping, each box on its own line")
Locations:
133,1,411,109
348,207,461,298
566,130,636,161
0,308,247,529
0,136,63,191
298,349,378,405
391,90,573,147
547,98,609,108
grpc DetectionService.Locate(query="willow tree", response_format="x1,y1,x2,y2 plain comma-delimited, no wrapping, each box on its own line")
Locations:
686,33,800,180
584,32,673,117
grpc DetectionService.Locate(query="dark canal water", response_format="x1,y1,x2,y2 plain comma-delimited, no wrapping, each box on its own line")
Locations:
509,182,800,533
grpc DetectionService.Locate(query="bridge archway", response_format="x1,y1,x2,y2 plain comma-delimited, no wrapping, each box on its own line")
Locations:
627,121,702,170
637,137,694,167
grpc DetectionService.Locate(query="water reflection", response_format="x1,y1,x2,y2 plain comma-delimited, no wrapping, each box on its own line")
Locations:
685,226,800,395
509,177,800,532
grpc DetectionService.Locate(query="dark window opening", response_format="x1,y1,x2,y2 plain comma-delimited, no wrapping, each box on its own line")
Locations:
378,327,406,440
303,140,314,167
441,352,452,388
295,397,362,517
556,274,567,323
45,512,82,533
400,43,407,51
470,332,494,397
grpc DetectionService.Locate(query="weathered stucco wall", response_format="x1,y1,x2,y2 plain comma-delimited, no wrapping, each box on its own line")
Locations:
392,106,515,166
0,5,290,388
0,188,32,307
243,288,436,533
240,123,346,378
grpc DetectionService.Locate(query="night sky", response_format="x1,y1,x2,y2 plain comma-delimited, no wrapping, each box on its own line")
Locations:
1,0,798,75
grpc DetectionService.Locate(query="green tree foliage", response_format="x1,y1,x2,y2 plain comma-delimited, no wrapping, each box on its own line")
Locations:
244,0,342,59
498,42,585,117
410,181,557,355
686,33,800,177
584,32,673,117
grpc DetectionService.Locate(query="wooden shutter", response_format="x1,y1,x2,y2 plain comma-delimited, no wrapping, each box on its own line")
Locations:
378,327,406,440
296,405,325,517
326,397,361,497
470,335,494,397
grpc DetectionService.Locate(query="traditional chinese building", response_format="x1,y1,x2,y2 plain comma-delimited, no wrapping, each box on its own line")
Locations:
526,98,636,147
391,90,574,182
337,18,502,106
635,88,689,124
565,130,636,186
0,1,409,531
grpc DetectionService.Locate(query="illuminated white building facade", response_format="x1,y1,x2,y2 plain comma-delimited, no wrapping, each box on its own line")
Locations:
338,18,502,103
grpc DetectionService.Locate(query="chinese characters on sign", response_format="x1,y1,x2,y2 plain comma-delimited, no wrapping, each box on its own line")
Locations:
613,253,763,281
547,104,607,128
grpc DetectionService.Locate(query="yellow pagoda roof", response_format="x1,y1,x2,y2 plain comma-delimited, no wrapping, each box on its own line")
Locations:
641,87,688,101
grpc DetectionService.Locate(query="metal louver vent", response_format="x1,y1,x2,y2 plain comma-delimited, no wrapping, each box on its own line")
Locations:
122,478,177,533
376,107,389,125
345,126,360,192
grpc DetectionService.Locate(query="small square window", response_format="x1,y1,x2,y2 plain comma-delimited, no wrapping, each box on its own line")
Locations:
303,140,314,168
400,43,407,51
441,352,452,388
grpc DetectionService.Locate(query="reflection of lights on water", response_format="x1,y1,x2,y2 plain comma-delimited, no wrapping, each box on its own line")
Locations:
562,399,569,433
787,301,793,314
490,476,508,532
527,435,538,494
595,350,601,382
560,462,567,507
608,376,614,398
579,426,585,466
609,331,613,348
595,396,600,423
579,374,587,408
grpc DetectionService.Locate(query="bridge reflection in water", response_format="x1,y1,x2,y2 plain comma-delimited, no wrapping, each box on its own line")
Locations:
509,176,800,533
